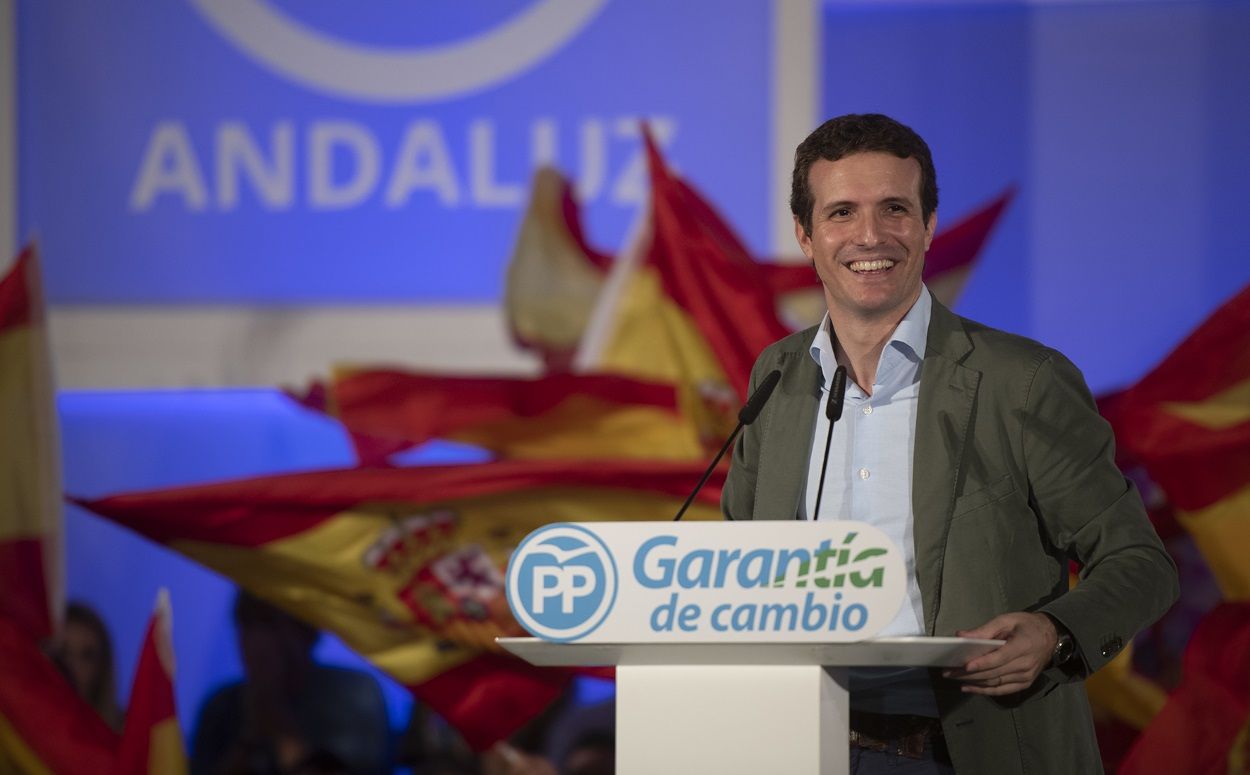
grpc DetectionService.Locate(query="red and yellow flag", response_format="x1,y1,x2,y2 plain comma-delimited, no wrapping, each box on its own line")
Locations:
0,615,120,775
328,370,704,463
317,142,1013,468
0,245,113,773
0,246,62,644
504,168,612,371
916,188,1014,306
754,189,1015,324
76,459,723,749
1084,642,1168,732
507,148,1012,377
1119,602,1250,774
0,595,189,775
1107,282,1250,599
612,128,791,399
571,130,790,446
572,131,1013,443
118,592,187,775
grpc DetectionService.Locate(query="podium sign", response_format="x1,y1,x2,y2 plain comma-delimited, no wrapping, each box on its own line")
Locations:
505,521,906,643
502,522,1000,774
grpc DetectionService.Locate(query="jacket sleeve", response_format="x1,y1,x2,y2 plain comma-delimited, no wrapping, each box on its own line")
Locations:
1025,350,1179,676
720,353,770,521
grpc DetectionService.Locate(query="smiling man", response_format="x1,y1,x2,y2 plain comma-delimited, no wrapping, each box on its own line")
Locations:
721,114,1177,774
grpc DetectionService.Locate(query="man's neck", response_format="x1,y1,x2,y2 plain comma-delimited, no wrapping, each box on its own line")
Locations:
826,293,921,396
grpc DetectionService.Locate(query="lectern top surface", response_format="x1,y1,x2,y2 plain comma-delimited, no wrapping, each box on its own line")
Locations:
497,636,1004,668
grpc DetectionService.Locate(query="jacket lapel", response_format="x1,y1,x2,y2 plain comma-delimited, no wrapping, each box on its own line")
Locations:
912,300,980,633
754,344,821,520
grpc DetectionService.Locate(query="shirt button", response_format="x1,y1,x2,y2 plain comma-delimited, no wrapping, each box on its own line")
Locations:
862,405,873,415
858,468,870,480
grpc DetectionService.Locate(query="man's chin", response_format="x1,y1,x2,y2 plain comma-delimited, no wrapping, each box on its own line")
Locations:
839,290,920,321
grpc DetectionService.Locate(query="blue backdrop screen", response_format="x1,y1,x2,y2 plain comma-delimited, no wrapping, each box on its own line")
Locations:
19,0,771,303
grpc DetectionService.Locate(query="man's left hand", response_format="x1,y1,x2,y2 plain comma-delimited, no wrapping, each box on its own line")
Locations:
943,612,1059,696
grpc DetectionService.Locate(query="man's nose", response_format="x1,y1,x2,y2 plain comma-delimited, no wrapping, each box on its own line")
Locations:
854,212,885,246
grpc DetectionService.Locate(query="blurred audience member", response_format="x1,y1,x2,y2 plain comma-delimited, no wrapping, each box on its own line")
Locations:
411,753,482,775
541,698,613,775
479,730,613,775
191,591,389,775
481,742,555,775
397,701,478,774
399,674,616,775
285,749,351,775
558,729,613,775
50,601,125,732
480,689,615,775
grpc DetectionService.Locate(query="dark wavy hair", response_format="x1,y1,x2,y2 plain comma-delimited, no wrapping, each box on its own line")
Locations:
63,601,125,731
790,113,939,237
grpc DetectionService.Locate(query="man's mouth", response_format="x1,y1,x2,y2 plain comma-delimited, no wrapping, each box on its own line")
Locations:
847,259,896,274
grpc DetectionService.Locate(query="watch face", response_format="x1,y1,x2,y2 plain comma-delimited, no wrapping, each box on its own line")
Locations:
1053,634,1075,666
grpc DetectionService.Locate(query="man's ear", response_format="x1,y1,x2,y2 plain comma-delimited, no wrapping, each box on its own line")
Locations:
794,216,814,261
923,211,937,252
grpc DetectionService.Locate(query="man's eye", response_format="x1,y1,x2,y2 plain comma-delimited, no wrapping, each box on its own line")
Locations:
886,204,907,213
831,208,851,218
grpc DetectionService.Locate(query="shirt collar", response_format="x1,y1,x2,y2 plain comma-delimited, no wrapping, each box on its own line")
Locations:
890,284,931,362
808,285,933,386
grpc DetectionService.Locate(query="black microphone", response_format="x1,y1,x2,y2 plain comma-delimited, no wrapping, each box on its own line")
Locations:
738,369,781,425
673,369,781,521
826,364,847,422
812,364,847,522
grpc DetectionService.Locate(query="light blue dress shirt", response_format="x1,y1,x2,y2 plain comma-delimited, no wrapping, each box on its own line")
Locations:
802,285,939,716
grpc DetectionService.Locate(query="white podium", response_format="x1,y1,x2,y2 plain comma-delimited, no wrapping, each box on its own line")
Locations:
499,637,1000,775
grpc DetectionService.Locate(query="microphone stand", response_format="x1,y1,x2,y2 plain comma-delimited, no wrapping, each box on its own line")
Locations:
811,360,848,522
673,369,782,521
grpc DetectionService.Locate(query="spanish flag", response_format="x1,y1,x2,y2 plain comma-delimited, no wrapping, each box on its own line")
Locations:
0,246,114,773
916,188,1014,307
1119,602,1250,774
504,167,611,371
76,459,724,749
327,370,704,463
1084,643,1168,731
1107,282,1250,599
505,151,1011,373
330,143,1012,467
596,128,791,398
0,614,119,775
0,596,190,775
758,189,1014,325
118,592,187,775
574,131,1013,435
571,130,789,448
0,246,62,643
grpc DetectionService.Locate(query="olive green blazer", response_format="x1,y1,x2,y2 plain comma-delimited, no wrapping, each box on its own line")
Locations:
721,298,1178,774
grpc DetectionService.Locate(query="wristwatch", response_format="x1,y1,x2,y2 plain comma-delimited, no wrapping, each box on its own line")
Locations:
1049,619,1076,668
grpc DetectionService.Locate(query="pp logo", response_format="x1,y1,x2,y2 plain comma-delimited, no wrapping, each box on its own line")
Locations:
190,0,609,103
507,524,617,642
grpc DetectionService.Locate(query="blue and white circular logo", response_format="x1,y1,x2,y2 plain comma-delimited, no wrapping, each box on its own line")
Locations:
190,0,609,103
507,523,617,642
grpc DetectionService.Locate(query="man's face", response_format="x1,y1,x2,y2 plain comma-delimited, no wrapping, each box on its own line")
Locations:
796,152,936,323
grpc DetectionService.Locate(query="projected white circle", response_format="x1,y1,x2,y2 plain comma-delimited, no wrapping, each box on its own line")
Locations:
190,0,609,103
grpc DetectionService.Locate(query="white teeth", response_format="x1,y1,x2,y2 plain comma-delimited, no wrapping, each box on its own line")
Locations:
848,259,896,272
